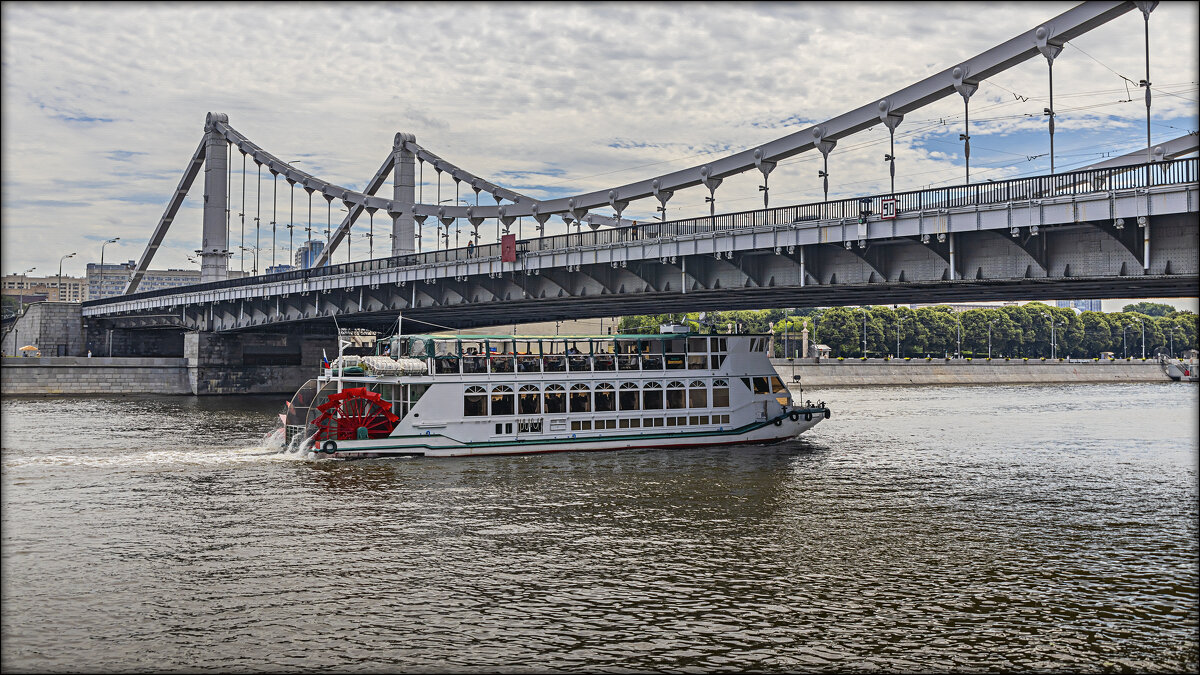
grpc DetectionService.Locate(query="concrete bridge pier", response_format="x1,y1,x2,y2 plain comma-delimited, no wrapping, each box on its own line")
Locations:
183,330,336,395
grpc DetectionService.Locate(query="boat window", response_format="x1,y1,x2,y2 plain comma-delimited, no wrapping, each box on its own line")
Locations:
434,340,459,357
461,339,486,373
408,337,429,358
518,384,541,415
594,383,616,412
464,385,487,417
714,337,727,352
516,341,541,373
687,353,709,370
619,382,640,411
567,343,591,371
544,384,566,413
490,385,515,416
666,380,686,409
594,346,616,371
489,353,515,373
769,376,788,394
688,380,708,408
753,377,771,394
570,383,591,413
615,339,639,355
641,340,664,369
488,339,515,355
713,379,729,408
688,337,708,352
740,377,752,392
642,381,663,410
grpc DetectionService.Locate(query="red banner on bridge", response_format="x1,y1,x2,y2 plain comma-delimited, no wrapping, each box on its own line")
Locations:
501,234,517,262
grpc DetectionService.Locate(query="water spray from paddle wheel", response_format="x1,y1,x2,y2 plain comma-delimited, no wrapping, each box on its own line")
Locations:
311,387,400,441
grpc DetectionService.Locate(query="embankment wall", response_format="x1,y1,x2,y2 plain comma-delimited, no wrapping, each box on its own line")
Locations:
2,355,1174,397
1,356,191,395
770,357,1171,387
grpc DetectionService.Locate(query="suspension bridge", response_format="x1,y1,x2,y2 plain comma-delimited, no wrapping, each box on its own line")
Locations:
61,0,1196,388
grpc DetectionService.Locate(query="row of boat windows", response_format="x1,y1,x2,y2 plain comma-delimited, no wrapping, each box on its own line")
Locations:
400,336,740,359
462,377,786,416
492,414,734,435
434,353,726,374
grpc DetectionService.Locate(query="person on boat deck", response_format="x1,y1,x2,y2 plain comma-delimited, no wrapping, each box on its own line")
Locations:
567,347,581,355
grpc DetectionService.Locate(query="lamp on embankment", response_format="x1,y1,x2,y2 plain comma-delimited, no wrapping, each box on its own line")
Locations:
99,237,120,299
58,253,76,301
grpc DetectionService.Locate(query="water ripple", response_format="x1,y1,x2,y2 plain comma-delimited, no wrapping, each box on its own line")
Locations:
1,383,1196,672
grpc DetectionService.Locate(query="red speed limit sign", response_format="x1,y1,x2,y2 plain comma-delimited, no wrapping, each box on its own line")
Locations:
881,198,898,220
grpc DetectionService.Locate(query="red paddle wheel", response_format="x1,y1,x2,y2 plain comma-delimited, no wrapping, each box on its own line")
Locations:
311,387,400,441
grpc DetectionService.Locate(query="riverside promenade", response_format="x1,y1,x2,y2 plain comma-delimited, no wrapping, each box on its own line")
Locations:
772,357,1172,388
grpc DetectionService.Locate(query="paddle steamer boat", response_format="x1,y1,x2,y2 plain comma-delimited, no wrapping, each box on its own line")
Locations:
283,327,829,458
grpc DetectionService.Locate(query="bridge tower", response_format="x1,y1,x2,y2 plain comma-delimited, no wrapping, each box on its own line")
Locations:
200,112,231,282
392,133,416,256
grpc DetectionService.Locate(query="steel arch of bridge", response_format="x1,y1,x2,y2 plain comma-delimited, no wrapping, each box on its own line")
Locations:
123,1,1148,294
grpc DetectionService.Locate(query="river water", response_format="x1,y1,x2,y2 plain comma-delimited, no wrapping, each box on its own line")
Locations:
1,383,1197,673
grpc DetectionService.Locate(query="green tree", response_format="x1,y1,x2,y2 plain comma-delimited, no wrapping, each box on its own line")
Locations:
1078,311,1113,357
1121,301,1176,317
914,306,958,356
813,307,861,357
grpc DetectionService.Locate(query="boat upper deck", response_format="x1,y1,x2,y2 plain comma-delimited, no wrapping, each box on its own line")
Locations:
372,333,773,376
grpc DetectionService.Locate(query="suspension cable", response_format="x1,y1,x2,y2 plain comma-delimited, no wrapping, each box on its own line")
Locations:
240,151,247,273
271,170,277,270
255,162,261,275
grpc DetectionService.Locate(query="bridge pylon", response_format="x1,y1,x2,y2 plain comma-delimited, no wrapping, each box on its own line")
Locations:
393,133,416,256
200,112,232,283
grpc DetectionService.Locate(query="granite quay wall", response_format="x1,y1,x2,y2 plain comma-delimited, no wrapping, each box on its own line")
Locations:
1,356,190,395
770,357,1171,387
3,332,337,396
1,302,84,357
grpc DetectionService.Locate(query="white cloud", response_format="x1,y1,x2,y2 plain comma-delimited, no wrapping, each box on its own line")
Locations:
1,1,1196,277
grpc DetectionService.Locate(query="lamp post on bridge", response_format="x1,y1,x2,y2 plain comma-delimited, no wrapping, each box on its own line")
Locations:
99,237,119,300
58,252,76,301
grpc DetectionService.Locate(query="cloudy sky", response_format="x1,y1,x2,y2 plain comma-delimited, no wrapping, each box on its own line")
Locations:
2,2,1196,308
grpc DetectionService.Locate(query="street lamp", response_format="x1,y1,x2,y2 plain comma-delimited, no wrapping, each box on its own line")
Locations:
58,252,76,301
988,317,998,359
99,237,120,299
955,312,962,359
854,307,868,357
1135,316,1146,359
18,267,35,311
1041,311,1062,359
895,313,908,358
1122,325,1131,359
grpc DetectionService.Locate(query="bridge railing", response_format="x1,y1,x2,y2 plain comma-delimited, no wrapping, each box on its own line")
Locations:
84,158,1197,310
